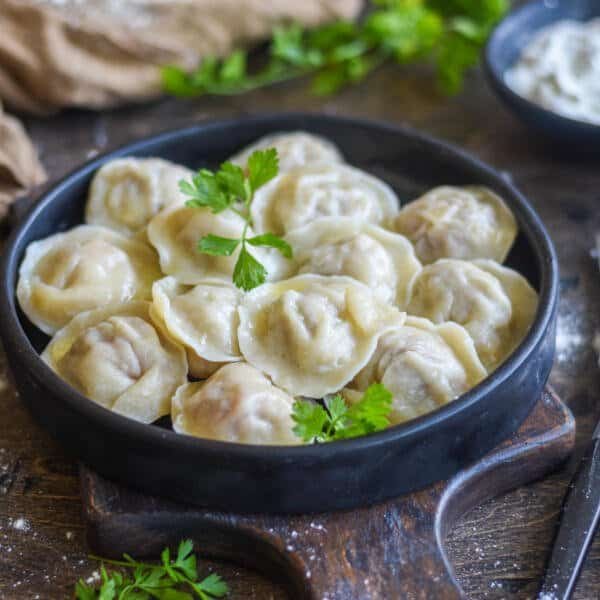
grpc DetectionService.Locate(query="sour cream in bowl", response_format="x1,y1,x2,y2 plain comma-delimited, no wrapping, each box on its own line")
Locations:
484,0,600,144
505,19,600,126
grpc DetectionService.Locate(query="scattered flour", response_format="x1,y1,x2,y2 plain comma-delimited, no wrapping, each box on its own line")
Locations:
85,570,101,585
12,518,31,532
555,312,585,363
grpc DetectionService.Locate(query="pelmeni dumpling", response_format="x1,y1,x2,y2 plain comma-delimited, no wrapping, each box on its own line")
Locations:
390,186,517,264
251,164,399,236
172,363,299,445
42,301,187,423
147,204,289,284
407,259,538,370
238,274,405,397
150,277,242,378
229,131,344,172
17,225,161,335
286,218,421,307
86,158,192,235
348,317,487,424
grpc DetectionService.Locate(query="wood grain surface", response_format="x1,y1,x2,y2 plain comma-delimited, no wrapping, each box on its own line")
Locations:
1,62,600,599
80,388,574,600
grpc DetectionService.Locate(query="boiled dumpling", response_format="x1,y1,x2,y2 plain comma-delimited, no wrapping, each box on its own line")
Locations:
251,164,399,236
229,131,344,172
238,274,405,397
150,277,242,379
389,186,517,264
86,158,192,235
348,316,487,424
172,362,299,445
17,225,161,335
147,204,289,285
42,301,187,423
407,259,538,370
286,217,421,307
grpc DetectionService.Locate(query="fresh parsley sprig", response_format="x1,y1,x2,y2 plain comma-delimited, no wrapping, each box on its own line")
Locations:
163,0,508,99
292,383,393,443
75,539,228,600
179,148,292,291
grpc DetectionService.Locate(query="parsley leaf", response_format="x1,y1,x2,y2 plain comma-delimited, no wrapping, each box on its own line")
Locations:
233,246,268,291
215,162,247,201
76,539,229,600
247,148,279,192
272,24,323,68
180,149,291,291
197,234,240,256
292,384,393,443
340,383,393,439
75,581,97,600
182,170,233,213
324,394,348,426
196,573,229,598
220,50,247,82
292,400,329,443
246,233,293,259
163,1,507,99
174,539,198,580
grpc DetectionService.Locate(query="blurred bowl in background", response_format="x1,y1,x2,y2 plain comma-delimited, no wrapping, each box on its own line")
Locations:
484,0,600,145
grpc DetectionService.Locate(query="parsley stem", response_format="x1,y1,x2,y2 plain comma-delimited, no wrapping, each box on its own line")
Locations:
87,554,159,570
241,222,249,245
230,206,246,221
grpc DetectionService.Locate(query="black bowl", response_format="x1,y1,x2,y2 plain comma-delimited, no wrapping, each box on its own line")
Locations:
484,0,600,144
0,114,558,513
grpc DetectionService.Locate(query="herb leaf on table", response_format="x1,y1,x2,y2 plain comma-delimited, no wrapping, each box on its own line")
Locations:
163,0,508,99
292,383,393,443
74,539,228,599
179,148,292,291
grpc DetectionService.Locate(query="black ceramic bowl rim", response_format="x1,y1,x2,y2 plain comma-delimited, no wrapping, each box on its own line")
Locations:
0,113,558,464
483,0,600,136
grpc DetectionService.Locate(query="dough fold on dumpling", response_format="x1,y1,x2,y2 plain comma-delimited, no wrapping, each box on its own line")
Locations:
348,316,487,424
17,225,161,335
229,131,344,172
390,186,517,264
407,259,538,370
42,301,187,424
150,277,242,379
238,274,406,398
286,217,421,308
172,362,299,445
147,204,290,284
86,158,192,235
251,164,399,236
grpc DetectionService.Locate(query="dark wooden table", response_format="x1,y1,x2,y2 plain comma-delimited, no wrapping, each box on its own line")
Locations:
1,64,599,599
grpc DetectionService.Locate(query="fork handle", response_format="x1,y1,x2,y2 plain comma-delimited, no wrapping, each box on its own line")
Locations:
539,437,600,599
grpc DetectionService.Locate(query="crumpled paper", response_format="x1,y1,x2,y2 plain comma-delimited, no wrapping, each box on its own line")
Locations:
0,102,47,220
0,0,363,114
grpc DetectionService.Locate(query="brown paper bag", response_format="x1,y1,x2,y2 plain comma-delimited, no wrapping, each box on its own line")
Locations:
0,0,363,114
0,102,47,219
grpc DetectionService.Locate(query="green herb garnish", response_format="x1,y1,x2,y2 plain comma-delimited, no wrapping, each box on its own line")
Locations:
292,383,393,443
75,539,228,600
180,148,292,291
163,0,508,99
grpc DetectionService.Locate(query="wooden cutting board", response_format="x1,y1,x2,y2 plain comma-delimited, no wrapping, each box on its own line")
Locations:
80,387,574,599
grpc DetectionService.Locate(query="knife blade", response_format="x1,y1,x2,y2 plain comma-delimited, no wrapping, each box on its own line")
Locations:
539,236,600,599
538,421,600,599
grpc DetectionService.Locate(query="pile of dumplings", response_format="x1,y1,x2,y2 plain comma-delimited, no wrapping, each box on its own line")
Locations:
16,131,538,446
